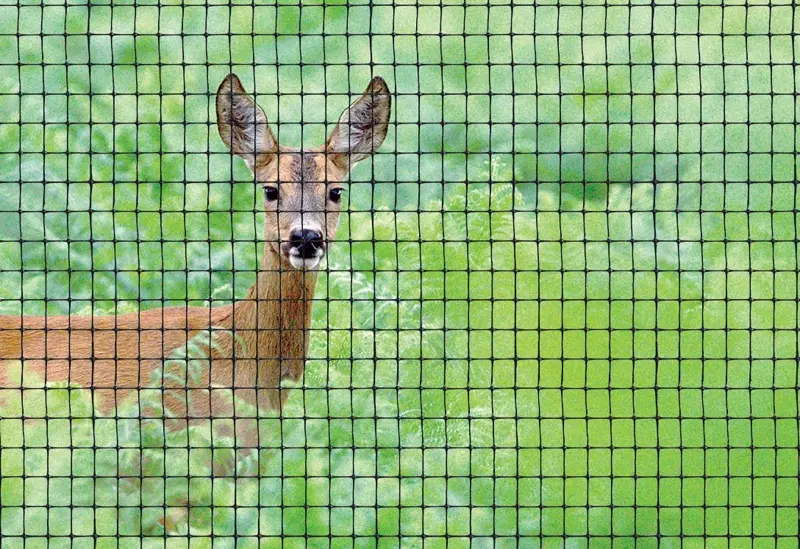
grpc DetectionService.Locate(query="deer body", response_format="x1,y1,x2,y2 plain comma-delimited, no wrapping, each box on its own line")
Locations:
0,74,391,425
0,246,313,418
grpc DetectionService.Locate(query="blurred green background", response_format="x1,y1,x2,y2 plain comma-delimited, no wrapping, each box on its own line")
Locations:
1,0,799,547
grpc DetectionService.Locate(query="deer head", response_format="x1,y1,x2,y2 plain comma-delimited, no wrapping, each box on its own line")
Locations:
216,74,391,270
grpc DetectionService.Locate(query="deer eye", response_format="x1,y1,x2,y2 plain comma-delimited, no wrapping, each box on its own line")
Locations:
329,188,343,203
263,186,279,202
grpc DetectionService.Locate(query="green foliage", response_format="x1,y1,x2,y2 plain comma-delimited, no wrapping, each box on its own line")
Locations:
1,2,799,546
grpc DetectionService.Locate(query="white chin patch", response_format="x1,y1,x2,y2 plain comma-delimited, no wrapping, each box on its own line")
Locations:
288,255,321,270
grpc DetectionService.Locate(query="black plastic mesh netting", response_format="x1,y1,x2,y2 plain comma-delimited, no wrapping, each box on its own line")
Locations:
0,1,798,548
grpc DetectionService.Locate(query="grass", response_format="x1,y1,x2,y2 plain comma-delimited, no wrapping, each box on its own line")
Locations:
1,1,800,546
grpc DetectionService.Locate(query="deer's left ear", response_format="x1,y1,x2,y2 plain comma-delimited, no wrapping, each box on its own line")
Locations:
216,73,278,171
326,76,391,169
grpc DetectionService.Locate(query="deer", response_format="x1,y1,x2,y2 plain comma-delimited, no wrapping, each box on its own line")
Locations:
0,74,392,442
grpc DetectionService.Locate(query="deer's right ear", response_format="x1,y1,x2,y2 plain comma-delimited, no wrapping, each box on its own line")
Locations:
216,74,277,171
326,76,392,170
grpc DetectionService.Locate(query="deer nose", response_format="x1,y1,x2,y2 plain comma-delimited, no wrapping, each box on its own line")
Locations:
289,229,324,259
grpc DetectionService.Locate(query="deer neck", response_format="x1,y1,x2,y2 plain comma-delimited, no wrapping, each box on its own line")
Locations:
230,242,318,386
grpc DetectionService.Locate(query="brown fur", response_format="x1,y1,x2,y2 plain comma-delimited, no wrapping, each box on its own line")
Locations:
0,74,391,431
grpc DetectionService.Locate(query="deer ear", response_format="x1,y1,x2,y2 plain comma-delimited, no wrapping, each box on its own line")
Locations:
216,73,278,171
326,76,391,169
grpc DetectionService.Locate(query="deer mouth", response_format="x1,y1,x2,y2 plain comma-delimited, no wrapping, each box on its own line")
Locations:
280,243,325,270
286,251,323,270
